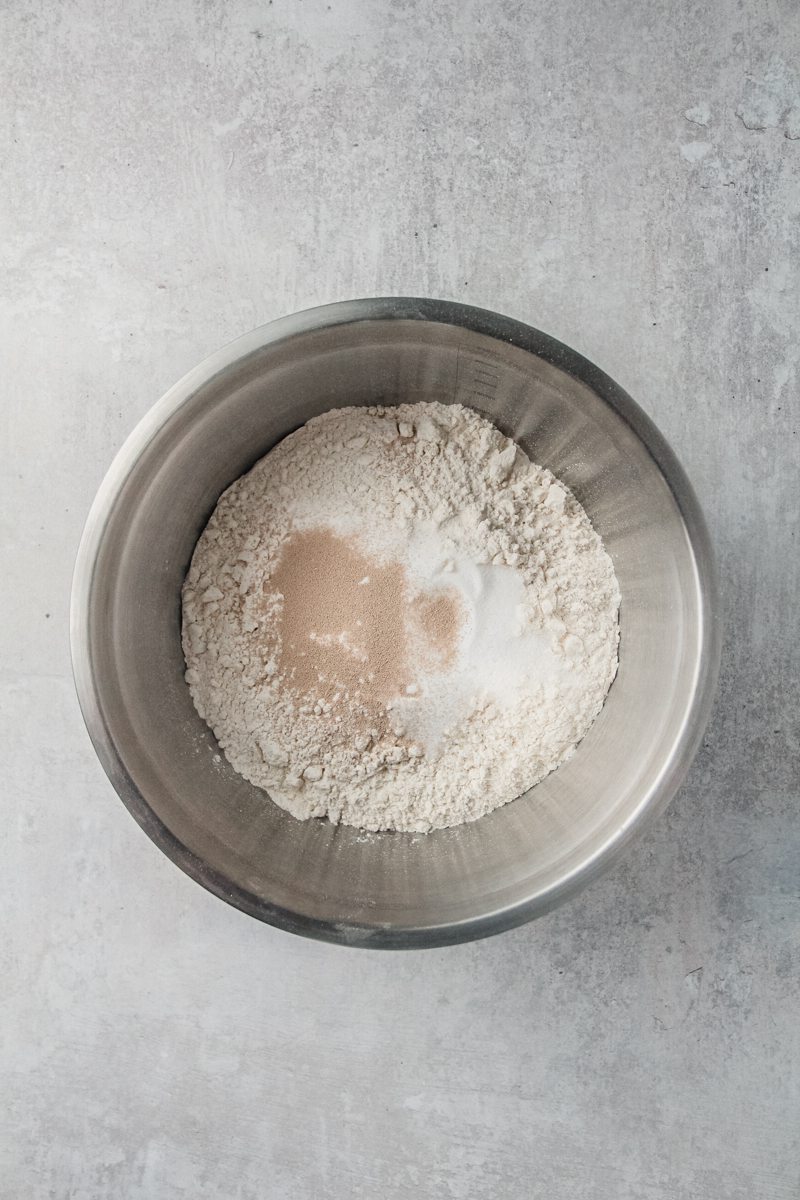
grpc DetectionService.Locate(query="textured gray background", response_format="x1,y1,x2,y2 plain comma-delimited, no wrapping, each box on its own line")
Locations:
3,1,799,1197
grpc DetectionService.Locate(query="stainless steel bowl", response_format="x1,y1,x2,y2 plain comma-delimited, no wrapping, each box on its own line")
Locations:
71,298,720,948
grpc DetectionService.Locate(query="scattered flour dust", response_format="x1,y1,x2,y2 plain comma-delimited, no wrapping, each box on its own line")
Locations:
182,402,620,833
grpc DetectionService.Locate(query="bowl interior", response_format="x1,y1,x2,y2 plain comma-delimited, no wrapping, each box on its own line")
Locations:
75,308,713,945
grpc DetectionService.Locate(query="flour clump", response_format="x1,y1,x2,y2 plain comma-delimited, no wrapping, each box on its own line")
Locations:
182,402,620,832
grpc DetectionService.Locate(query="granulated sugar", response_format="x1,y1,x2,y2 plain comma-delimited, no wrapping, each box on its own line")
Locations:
182,401,620,832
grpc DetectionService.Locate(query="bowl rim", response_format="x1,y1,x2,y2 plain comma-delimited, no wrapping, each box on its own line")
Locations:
70,296,722,949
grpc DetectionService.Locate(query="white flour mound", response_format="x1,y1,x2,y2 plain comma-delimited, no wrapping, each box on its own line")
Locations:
182,402,620,833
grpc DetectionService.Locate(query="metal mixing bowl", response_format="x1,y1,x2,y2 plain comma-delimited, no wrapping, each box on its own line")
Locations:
71,298,720,948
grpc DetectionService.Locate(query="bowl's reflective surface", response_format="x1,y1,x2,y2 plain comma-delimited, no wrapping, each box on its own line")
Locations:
71,298,720,947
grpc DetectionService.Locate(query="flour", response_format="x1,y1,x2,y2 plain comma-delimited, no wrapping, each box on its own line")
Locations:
182,402,620,833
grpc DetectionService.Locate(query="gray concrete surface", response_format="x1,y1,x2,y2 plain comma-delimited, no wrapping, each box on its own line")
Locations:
2,1,799,1196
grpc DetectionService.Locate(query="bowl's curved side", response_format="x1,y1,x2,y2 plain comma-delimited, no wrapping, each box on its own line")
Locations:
70,298,721,948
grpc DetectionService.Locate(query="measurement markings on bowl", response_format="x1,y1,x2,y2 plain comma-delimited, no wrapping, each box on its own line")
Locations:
455,350,502,407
